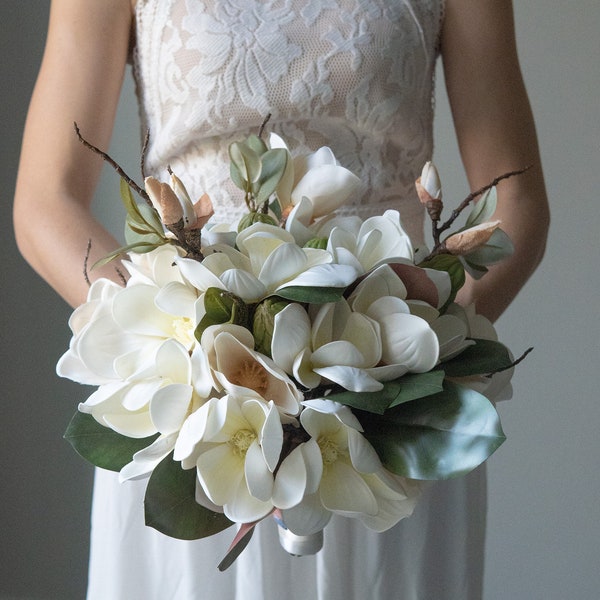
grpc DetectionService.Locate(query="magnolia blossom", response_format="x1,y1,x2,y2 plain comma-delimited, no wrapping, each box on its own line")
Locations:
270,134,361,218
434,304,513,401
174,394,308,523
271,300,384,392
176,222,358,303
280,400,420,535
199,324,302,416
271,265,441,392
326,210,415,272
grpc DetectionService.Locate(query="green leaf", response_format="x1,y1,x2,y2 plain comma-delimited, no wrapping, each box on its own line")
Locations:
125,213,165,247
229,142,262,191
360,381,506,480
255,148,289,205
244,134,268,156
144,452,233,540
465,186,497,228
464,228,514,266
441,338,513,377
92,241,164,269
64,411,159,471
276,286,347,304
329,371,445,415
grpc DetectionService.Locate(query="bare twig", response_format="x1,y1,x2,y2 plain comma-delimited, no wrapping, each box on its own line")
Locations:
83,239,92,286
433,165,532,245
140,130,150,180
114,266,127,286
74,122,151,205
258,113,272,139
487,346,534,376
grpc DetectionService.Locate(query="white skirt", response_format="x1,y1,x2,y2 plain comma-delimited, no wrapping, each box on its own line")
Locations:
87,466,486,600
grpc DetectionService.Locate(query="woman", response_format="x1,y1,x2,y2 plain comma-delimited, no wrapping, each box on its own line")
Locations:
13,1,549,598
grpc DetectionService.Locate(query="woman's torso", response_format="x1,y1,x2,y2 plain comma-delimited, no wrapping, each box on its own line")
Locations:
132,0,445,244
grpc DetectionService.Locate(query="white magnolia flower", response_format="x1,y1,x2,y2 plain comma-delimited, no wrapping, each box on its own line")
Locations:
78,338,213,481
200,324,302,416
271,300,384,392
348,265,440,377
272,265,440,392
270,134,361,218
58,247,203,389
327,210,415,272
280,400,419,534
436,304,513,401
175,394,295,523
176,222,358,303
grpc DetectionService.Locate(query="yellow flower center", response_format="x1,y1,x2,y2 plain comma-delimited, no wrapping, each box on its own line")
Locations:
318,437,341,466
229,359,270,397
172,316,195,348
229,429,257,457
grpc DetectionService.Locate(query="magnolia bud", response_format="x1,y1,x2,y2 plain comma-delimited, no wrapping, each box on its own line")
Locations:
415,162,443,221
170,172,198,228
145,176,183,225
253,297,290,357
445,221,501,256
420,162,442,200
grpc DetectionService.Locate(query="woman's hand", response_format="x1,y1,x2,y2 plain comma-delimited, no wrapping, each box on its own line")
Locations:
13,0,135,307
442,0,550,321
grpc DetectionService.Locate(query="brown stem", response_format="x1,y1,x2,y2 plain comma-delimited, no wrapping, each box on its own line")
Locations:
83,239,92,287
258,113,272,139
140,130,150,180
487,346,534,376
433,166,531,246
73,122,151,206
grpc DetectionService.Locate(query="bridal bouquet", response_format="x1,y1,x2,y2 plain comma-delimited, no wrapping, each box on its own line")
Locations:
59,126,519,568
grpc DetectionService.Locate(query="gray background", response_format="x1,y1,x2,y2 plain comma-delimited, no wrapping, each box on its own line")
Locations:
1,2,598,598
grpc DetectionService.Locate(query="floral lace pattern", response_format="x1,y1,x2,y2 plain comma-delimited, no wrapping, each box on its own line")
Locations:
133,0,445,245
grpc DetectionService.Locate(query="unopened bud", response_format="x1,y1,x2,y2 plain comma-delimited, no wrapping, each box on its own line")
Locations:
416,162,443,220
145,176,183,225
445,221,501,256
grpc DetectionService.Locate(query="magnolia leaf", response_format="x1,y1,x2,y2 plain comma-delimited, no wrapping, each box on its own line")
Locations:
229,141,262,190
329,371,445,415
217,523,257,571
464,228,514,266
255,149,289,205
360,381,506,480
465,187,497,228
145,452,233,540
462,258,488,280
269,197,282,222
125,215,166,247
64,411,159,471
244,134,268,157
120,178,162,232
440,338,513,377
92,241,163,269
386,371,446,408
276,286,347,304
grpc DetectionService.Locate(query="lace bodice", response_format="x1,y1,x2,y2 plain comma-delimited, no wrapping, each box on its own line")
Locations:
133,0,445,245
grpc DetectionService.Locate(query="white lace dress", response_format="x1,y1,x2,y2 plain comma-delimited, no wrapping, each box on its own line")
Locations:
87,1,487,598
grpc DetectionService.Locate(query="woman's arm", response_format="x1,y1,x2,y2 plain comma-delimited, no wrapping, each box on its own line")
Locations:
441,0,550,322
13,0,134,307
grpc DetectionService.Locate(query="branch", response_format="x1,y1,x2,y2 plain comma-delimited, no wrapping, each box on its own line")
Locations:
83,239,92,287
433,166,532,245
74,122,151,205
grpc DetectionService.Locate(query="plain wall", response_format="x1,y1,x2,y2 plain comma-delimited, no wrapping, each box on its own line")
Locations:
1,2,598,598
